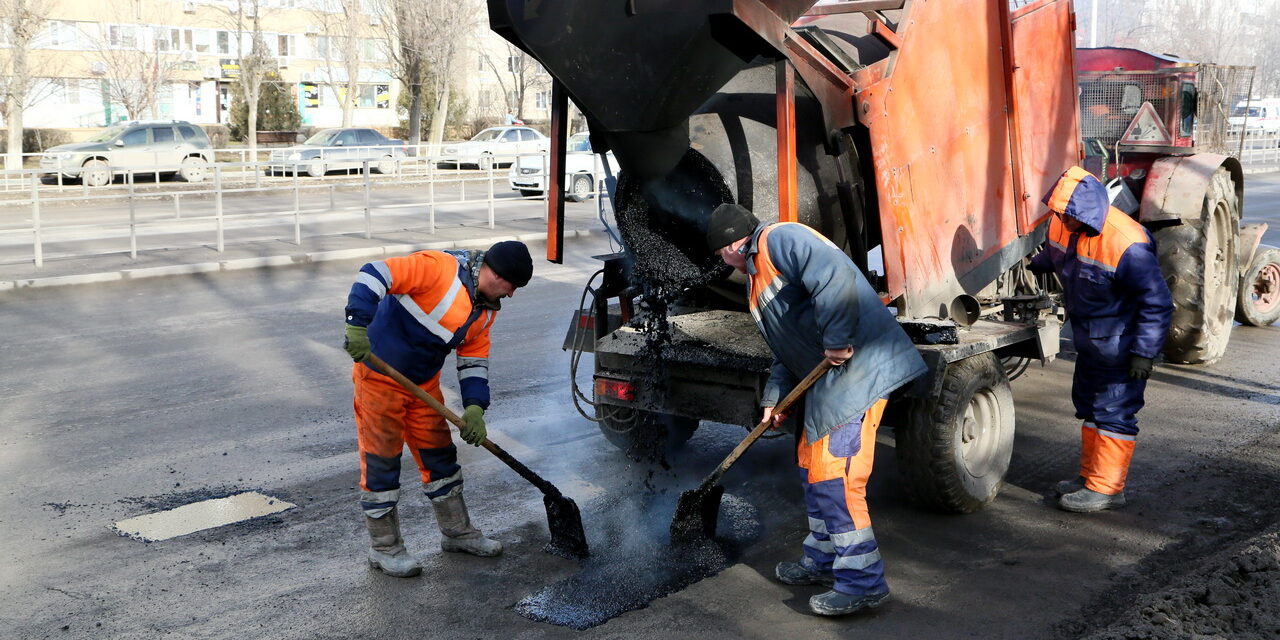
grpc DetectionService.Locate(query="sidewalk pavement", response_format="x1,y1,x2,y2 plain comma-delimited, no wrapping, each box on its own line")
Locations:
0,210,607,291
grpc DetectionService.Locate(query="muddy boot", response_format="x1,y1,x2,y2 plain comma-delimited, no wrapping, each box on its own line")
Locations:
1058,487,1126,513
775,557,836,587
365,507,422,578
1054,476,1085,495
432,491,503,557
809,589,890,616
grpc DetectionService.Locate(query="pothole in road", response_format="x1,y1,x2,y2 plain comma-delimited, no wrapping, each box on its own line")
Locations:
514,492,762,630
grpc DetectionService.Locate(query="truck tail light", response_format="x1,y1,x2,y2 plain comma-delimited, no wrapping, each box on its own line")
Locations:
594,377,635,402
577,312,595,330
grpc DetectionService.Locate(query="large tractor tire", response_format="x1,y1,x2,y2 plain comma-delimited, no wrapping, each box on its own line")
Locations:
597,405,697,461
1235,245,1280,327
1154,167,1240,364
896,352,1015,514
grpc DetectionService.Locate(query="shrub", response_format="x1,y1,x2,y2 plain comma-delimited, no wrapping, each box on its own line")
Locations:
202,124,231,149
0,128,72,154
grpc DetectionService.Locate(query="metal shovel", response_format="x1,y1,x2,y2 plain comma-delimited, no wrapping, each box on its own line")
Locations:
366,353,589,559
670,359,834,543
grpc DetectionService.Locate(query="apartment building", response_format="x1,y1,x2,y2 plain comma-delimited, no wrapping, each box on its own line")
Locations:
4,0,398,132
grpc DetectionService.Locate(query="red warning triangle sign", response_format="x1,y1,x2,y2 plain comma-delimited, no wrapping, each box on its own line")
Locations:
1119,102,1173,146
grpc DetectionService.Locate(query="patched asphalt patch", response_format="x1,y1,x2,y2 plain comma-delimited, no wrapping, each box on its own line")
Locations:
513,493,761,630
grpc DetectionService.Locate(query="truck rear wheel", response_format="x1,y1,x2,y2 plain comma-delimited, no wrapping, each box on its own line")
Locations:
895,352,1015,514
1235,246,1280,327
1155,167,1239,364
597,405,697,460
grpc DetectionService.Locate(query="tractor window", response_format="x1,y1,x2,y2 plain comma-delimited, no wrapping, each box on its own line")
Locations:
1179,82,1197,137
1121,85,1143,114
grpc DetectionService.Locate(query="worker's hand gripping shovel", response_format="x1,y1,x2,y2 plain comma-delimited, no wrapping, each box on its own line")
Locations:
670,359,834,543
365,353,589,559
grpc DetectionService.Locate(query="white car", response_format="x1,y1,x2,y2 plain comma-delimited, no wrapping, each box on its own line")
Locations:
438,126,547,169
508,133,619,202
1229,98,1280,135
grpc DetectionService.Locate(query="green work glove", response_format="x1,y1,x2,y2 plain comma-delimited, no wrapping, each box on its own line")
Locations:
1128,355,1154,380
460,405,487,446
343,324,370,362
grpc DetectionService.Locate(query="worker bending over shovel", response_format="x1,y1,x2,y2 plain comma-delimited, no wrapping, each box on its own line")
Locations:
707,204,925,616
1029,167,1172,513
342,241,533,577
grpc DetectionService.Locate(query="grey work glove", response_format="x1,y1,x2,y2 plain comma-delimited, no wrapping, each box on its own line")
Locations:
343,324,370,362
1128,355,1153,380
460,405,487,446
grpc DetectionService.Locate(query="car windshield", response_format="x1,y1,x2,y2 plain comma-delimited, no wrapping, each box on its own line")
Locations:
568,135,591,153
1233,106,1262,118
87,126,128,143
470,129,503,142
305,129,342,145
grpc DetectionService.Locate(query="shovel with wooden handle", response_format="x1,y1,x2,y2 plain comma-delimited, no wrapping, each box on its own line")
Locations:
670,359,834,543
365,353,589,559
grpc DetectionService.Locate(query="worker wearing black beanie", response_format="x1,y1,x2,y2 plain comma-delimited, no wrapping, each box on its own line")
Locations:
483,240,533,288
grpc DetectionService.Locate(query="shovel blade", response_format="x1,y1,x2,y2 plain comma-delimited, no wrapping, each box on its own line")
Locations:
669,484,725,543
543,494,590,559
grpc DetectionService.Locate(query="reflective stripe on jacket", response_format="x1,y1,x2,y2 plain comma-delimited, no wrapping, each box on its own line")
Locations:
1030,168,1172,357
747,222,926,442
345,249,497,408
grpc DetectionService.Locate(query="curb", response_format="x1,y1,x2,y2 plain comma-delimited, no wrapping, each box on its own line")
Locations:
2,229,594,291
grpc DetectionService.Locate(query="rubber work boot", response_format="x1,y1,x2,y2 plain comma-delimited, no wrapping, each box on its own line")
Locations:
775,556,836,587
365,507,422,578
1054,476,1086,495
1058,487,1126,513
809,589,891,616
432,491,503,557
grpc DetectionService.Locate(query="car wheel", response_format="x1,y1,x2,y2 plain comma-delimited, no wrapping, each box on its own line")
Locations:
375,155,396,175
81,159,111,187
566,174,594,202
306,160,326,178
179,156,208,183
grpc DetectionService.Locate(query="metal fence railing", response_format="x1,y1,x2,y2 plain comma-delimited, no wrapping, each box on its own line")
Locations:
1229,128,1280,166
0,147,617,269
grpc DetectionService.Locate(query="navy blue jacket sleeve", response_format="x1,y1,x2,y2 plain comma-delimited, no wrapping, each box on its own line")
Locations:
344,261,393,327
768,225,860,350
1114,241,1173,359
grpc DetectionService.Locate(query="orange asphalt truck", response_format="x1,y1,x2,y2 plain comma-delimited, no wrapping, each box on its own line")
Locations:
487,0,1270,513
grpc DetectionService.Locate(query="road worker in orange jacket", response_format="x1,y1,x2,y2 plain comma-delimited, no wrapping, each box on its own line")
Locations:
342,241,532,577
1029,167,1172,513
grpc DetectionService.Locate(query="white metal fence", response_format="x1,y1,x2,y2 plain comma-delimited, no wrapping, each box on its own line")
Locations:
1231,128,1280,166
0,146,616,269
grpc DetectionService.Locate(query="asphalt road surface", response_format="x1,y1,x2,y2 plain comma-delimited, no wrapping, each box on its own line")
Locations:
2,229,1279,636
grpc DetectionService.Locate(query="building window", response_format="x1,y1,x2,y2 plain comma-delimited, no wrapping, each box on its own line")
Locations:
193,29,212,53
535,90,549,110
507,55,519,73
478,54,484,71
47,21,90,49
356,84,390,108
278,34,292,57
507,90,518,109
108,24,138,49
216,30,231,55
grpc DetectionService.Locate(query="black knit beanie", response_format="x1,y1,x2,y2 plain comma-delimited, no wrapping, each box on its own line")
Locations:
705,203,760,251
484,240,533,287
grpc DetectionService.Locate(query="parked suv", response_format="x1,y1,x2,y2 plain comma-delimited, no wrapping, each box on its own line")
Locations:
40,121,213,187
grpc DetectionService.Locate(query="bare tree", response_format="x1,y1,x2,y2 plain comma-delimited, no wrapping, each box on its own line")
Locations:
89,6,181,122
372,0,429,148
217,0,274,154
480,42,550,123
420,0,476,150
310,0,370,127
0,0,54,169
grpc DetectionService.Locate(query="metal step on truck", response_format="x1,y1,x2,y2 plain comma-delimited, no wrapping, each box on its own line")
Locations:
488,0,1276,514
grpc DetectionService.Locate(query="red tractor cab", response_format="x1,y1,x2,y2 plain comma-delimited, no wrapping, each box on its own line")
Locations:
1077,47,1278,360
